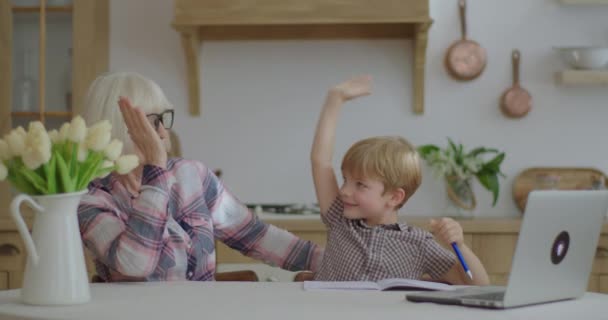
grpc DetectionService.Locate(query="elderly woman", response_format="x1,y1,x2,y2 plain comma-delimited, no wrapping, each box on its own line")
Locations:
78,72,323,281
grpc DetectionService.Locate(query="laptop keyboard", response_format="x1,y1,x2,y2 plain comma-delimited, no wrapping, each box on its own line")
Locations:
462,291,505,301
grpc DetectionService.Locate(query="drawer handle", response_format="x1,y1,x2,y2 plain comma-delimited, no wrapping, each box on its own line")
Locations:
0,244,20,256
596,246,608,258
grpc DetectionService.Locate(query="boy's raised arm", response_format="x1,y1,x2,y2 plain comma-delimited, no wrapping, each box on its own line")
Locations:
310,76,372,215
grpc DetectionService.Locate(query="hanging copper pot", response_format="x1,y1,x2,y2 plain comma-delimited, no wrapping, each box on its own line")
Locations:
500,49,532,118
445,0,487,81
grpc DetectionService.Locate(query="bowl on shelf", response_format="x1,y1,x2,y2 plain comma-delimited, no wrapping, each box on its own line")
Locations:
554,46,608,70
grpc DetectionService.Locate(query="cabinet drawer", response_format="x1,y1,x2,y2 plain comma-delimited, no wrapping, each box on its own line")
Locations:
437,234,474,254
488,274,509,286
9,271,22,289
599,275,608,294
593,236,608,274
472,234,518,274
0,272,8,290
588,274,600,293
0,232,25,271
216,231,327,265
216,242,258,264
463,234,473,249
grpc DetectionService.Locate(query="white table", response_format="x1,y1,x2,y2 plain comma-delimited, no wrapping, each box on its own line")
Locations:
0,282,606,320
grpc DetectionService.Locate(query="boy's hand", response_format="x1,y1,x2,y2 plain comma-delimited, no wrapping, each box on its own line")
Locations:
430,218,464,246
329,75,372,102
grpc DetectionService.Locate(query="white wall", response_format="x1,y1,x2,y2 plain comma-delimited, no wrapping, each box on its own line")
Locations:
110,0,608,217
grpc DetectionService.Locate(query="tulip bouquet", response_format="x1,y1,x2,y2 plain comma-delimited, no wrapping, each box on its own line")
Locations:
0,116,139,195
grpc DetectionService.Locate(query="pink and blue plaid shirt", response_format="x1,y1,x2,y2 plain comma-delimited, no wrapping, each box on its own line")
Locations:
78,158,323,282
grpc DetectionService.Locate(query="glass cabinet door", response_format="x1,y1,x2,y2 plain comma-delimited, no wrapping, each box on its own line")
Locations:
11,0,73,131
0,0,107,215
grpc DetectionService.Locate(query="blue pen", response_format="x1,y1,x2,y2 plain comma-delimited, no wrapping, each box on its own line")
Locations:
451,242,473,280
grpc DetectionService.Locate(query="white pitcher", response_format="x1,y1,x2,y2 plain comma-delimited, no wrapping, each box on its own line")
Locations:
10,190,91,305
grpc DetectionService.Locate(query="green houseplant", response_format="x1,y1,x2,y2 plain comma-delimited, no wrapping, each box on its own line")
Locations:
418,138,505,210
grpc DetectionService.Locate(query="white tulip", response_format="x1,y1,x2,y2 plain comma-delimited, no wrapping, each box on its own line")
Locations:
103,140,123,161
15,126,27,138
28,121,46,133
97,160,115,178
5,127,27,157
21,122,52,170
102,160,114,168
68,116,87,143
77,143,89,162
0,139,10,161
85,120,112,152
58,123,71,142
115,155,139,175
48,130,59,144
0,162,6,181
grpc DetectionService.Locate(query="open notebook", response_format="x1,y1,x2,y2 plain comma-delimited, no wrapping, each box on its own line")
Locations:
303,279,457,291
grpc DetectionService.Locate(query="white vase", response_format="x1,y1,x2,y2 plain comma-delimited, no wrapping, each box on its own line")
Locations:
10,190,91,305
445,176,476,218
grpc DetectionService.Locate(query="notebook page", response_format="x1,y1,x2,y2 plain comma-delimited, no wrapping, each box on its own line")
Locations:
376,278,456,291
303,281,379,291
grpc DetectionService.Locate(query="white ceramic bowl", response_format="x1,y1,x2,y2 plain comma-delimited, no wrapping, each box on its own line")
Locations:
555,46,608,70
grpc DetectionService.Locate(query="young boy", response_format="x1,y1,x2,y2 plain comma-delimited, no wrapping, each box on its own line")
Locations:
310,75,489,285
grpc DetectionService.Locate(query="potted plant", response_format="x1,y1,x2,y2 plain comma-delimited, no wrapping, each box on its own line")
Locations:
417,138,505,213
0,116,139,305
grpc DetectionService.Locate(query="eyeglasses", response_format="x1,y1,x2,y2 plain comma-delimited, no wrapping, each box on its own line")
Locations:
146,110,174,130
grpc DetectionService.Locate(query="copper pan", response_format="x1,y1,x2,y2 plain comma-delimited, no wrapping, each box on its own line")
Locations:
445,0,487,81
500,50,532,118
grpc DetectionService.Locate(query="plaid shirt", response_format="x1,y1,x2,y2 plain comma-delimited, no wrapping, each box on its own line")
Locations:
78,158,323,282
314,198,455,282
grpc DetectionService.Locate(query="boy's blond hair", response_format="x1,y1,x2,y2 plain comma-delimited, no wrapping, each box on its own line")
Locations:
341,136,422,209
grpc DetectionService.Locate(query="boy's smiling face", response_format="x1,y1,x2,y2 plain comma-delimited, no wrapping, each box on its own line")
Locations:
339,170,403,226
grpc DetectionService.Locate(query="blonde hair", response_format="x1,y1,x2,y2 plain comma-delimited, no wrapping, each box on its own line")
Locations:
81,72,173,154
341,136,422,209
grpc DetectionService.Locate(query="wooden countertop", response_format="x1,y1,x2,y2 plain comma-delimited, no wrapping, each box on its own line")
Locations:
262,216,525,233
1,214,606,234
0,215,520,233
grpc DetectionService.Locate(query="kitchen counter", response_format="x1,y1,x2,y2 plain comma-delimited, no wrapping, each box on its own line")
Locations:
2,213,607,234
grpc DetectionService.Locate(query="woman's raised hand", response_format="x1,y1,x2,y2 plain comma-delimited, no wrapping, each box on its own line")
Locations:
118,97,167,169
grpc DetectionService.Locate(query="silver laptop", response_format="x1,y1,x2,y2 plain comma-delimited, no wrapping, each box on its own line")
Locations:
407,190,608,309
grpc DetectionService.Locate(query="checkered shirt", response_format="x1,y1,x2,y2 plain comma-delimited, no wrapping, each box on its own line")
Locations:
78,158,323,282
314,198,456,281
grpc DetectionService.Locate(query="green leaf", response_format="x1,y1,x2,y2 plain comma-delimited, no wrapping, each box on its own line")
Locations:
18,168,48,194
91,166,115,182
477,173,500,206
467,147,499,158
43,156,57,194
56,150,74,193
69,142,78,179
62,142,70,160
76,151,95,186
447,138,458,154
75,152,104,191
7,171,38,194
417,145,440,158
480,153,506,175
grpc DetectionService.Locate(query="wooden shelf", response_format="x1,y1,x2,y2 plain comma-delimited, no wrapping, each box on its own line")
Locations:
555,70,608,86
559,0,608,4
172,0,432,116
12,5,73,13
11,111,72,117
